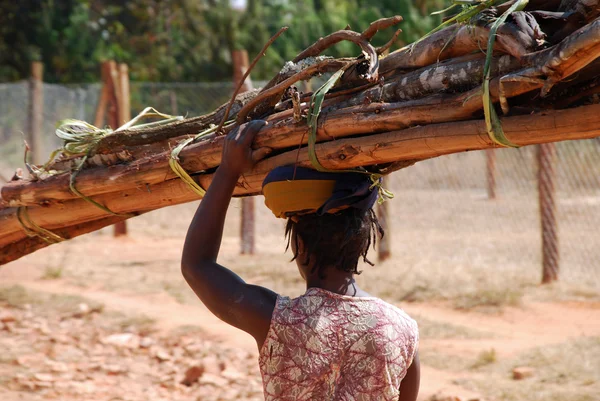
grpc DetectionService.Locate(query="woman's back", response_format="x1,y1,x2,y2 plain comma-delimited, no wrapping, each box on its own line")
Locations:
259,287,419,401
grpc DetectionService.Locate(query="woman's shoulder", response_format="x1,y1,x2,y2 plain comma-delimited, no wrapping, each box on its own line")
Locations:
374,298,419,335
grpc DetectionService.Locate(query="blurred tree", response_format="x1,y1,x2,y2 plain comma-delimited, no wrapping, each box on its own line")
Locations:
0,0,444,83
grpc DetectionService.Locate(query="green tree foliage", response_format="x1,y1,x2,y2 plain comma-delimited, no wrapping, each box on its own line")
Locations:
0,0,443,83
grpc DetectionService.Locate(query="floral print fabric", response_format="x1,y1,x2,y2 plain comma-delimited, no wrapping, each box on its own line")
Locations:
259,287,419,401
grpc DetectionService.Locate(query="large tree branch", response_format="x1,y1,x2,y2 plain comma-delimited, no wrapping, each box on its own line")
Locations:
2,103,600,258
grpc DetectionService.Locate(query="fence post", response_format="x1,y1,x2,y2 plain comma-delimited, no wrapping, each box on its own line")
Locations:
486,149,497,199
27,61,44,165
111,63,130,237
377,201,391,262
232,49,255,255
97,61,127,237
538,143,559,283
94,62,111,128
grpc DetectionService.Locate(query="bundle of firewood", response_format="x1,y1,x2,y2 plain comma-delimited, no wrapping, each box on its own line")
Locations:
1,0,600,264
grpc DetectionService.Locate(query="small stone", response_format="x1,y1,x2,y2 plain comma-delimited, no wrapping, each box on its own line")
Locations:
2,322,15,333
156,350,171,362
202,355,225,374
37,321,51,335
71,303,91,318
222,367,246,382
48,361,69,373
102,333,140,349
33,373,55,382
181,365,205,386
0,311,16,323
513,366,535,380
199,373,228,387
49,334,71,344
103,364,126,375
139,337,154,348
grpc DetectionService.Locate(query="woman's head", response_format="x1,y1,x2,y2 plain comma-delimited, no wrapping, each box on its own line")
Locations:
285,207,383,279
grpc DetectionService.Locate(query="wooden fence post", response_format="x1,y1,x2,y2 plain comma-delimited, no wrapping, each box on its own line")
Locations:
538,143,559,283
112,63,130,237
95,61,128,237
27,62,44,165
232,49,255,255
377,201,391,262
486,149,497,199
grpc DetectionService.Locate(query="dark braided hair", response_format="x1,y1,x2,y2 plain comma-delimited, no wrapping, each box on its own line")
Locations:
285,208,384,278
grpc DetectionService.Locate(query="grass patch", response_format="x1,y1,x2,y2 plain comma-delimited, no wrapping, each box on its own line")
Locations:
162,282,188,304
470,348,497,369
0,285,41,306
414,314,493,340
453,288,523,312
418,348,474,371
103,312,157,335
170,324,206,336
42,266,64,280
464,337,600,401
0,285,103,314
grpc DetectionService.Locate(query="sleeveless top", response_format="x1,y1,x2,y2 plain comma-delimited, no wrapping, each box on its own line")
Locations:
259,287,419,401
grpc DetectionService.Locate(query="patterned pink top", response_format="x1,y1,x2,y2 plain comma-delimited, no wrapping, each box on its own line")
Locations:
259,287,419,401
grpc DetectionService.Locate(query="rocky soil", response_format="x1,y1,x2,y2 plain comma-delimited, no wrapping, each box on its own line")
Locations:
0,295,263,401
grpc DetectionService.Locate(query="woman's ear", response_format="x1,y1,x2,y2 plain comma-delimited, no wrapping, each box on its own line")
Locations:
295,233,305,256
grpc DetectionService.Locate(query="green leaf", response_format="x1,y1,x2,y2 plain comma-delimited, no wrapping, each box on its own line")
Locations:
482,0,528,148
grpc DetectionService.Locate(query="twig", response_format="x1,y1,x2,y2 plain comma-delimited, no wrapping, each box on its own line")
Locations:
236,59,353,124
292,30,380,81
377,29,402,55
291,89,302,122
361,16,403,40
215,26,288,136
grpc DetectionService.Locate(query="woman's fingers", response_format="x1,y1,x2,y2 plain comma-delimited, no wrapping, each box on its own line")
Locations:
241,120,268,146
252,147,273,162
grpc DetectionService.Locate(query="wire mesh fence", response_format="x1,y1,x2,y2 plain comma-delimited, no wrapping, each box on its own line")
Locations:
0,81,599,291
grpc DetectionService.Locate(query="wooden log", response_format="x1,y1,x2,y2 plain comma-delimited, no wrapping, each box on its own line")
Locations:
2,103,600,259
0,215,128,265
0,58,575,208
0,83,511,206
376,22,540,76
38,17,598,177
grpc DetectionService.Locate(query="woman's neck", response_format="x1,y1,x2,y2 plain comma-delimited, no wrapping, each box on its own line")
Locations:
306,269,370,297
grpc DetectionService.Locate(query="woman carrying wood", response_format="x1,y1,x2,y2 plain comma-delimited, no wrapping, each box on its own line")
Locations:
181,121,420,400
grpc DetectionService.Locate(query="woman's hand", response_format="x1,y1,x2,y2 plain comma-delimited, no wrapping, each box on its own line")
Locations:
219,120,271,177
